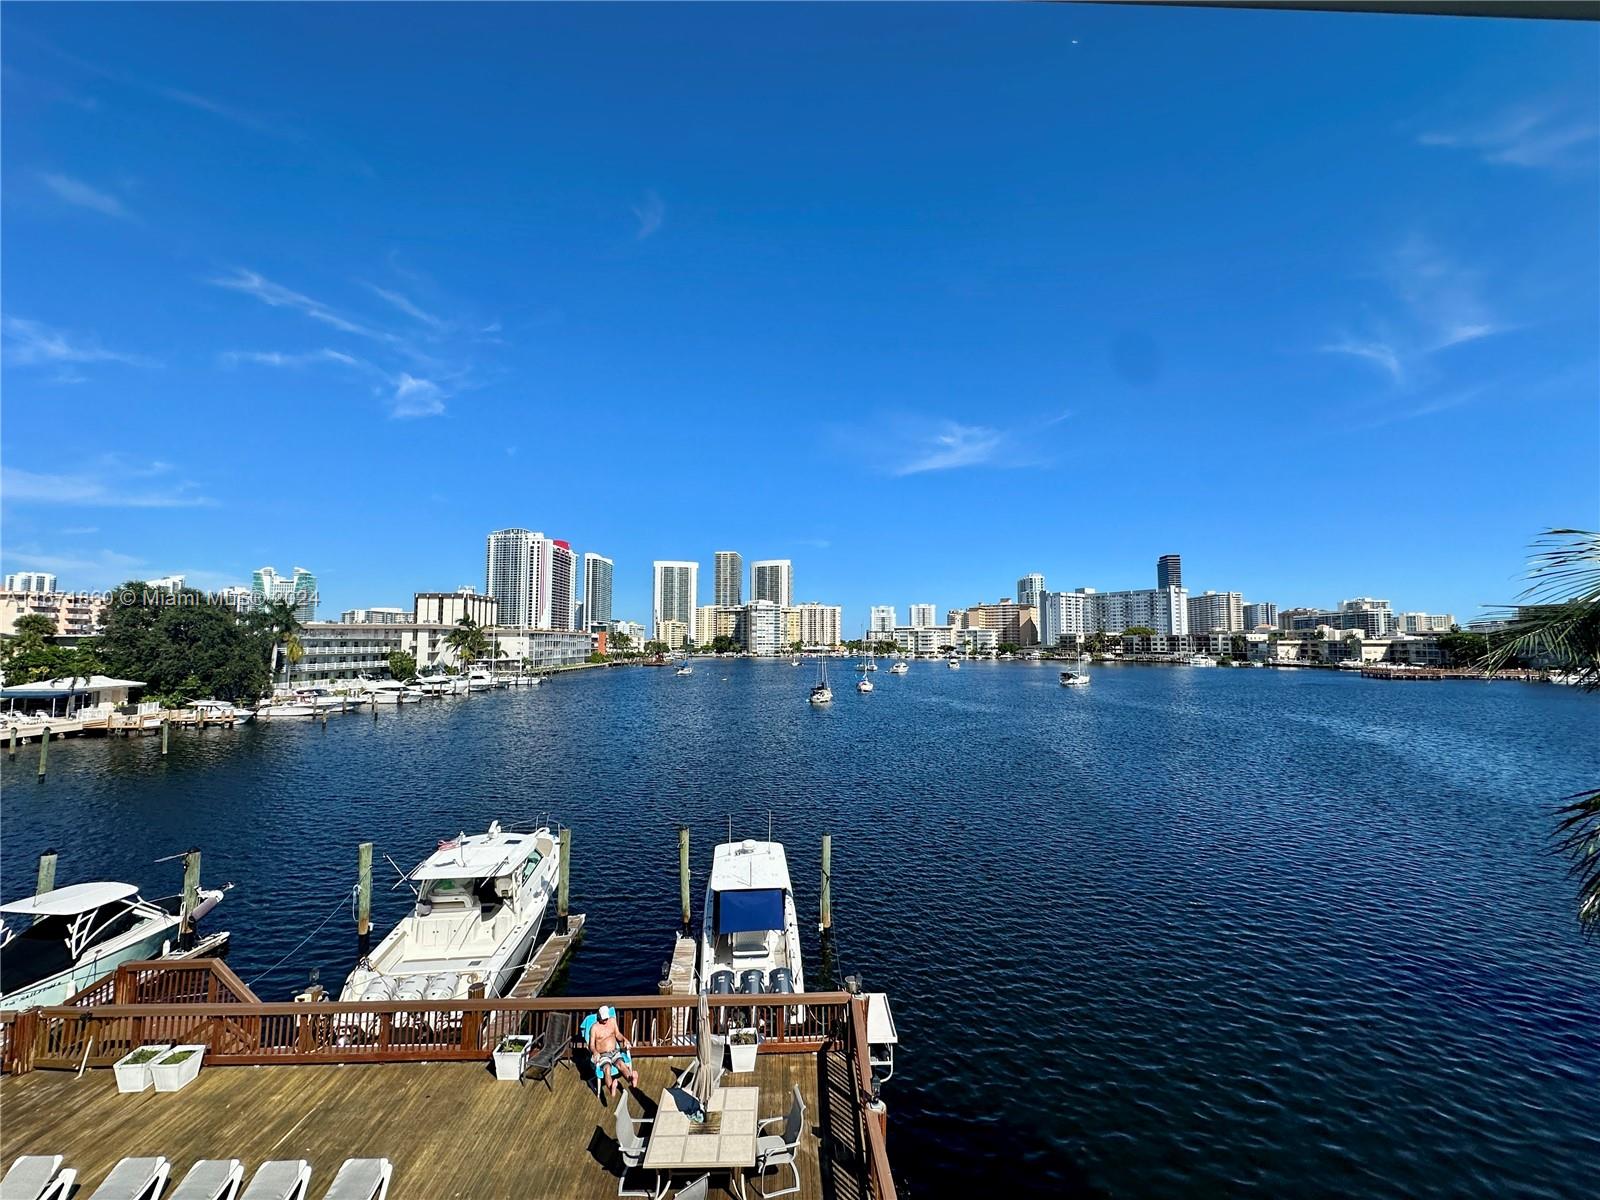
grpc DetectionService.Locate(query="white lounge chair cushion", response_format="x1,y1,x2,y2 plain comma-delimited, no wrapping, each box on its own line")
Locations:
322,1159,391,1200
169,1159,244,1200
0,1156,63,1200
239,1161,311,1200
88,1157,168,1200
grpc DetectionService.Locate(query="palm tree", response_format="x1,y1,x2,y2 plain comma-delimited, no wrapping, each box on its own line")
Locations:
254,599,303,684
445,616,490,672
1481,529,1600,931
284,634,304,686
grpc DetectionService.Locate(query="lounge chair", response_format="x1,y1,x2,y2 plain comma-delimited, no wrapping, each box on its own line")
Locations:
170,1159,244,1200
613,1092,655,1199
581,1013,635,1101
320,1159,391,1200
0,1155,76,1200
239,1160,312,1200
86,1157,170,1200
754,1085,806,1198
523,1011,574,1090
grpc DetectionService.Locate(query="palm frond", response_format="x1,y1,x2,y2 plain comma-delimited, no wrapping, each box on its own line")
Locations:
1478,529,1600,688
1553,789,1600,934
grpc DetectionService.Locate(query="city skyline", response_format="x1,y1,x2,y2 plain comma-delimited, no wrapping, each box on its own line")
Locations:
1,7,1594,633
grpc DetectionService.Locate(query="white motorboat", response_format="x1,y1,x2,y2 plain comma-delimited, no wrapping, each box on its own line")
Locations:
1078,654,1092,663
191,699,254,724
676,660,694,677
856,676,873,693
465,668,496,692
809,659,832,705
889,659,908,675
256,693,319,718
416,674,467,696
789,657,801,666
359,679,417,705
1059,670,1090,687
341,822,561,1003
1,881,226,1011
1186,655,1218,667
947,656,960,670
699,839,806,1018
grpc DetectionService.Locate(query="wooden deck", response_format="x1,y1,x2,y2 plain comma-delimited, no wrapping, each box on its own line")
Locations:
1,1050,868,1200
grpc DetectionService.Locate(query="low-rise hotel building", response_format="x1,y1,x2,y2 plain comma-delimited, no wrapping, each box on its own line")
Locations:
0,590,109,638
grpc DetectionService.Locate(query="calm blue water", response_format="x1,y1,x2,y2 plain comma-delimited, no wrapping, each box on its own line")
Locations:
4,662,1597,1198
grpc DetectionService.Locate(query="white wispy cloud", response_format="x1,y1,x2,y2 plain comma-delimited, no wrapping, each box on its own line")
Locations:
633,189,665,240
1319,236,1503,385
1419,102,1598,171
219,348,364,369
210,269,385,340
0,546,146,576
363,283,445,330
2,459,214,508
893,421,1009,476
390,374,445,419
2,317,158,369
37,171,132,219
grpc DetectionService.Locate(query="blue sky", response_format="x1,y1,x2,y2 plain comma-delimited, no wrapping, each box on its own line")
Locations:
3,4,1596,628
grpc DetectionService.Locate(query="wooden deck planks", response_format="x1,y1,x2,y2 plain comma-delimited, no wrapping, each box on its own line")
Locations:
1,1051,849,1200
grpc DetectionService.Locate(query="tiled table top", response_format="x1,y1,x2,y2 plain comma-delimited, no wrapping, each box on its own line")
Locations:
642,1086,760,1170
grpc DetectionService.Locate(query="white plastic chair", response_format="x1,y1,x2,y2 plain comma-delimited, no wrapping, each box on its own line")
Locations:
614,1092,656,1199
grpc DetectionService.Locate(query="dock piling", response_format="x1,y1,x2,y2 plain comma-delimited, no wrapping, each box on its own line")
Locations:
557,827,571,935
8,725,16,759
678,825,691,931
178,848,201,950
34,850,58,918
37,727,49,778
820,833,833,933
356,841,373,953
161,717,169,757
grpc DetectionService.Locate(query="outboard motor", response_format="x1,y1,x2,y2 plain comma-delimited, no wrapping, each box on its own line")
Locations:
740,969,767,996
423,972,460,1001
768,968,794,995
709,970,735,996
393,977,426,1003
359,977,396,1003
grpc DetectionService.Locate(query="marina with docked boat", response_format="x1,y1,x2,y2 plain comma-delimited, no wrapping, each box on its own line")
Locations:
0,799,901,1200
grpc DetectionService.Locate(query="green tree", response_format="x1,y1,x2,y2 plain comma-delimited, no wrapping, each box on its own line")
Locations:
387,650,418,681
872,639,897,657
789,639,804,655
712,634,737,655
251,598,303,684
444,616,489,669
0,614,69,684
1480,529,1600,931
998,642,1020,656
644,640,668,658
1124,626,1157,637
1438,629,1489,668
611,630,633,654
1087,631,1108,655
99,582,272,703
587,650,607,664
844,639,864,654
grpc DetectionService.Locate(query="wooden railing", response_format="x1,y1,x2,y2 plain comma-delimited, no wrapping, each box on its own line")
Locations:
16,992,852,1072
847,995,899,1200
64,958,259,1009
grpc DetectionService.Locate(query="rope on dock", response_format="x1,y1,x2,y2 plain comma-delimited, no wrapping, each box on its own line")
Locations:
245,885,359,990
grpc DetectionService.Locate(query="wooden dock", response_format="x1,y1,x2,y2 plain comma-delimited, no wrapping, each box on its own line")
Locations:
1,1053,859,1200
508,913,586,999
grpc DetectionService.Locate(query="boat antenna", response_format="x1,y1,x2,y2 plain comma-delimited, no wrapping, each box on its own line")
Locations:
727,814,732,845
767,810,772,843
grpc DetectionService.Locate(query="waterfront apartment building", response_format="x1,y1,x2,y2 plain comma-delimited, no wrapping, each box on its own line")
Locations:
1287,599,1396,638
289,621,591,682
792,602,842,648
582,553,614,630
653,561,700,643
1039,589,1094,647
1093,586,1189,635
870,606,897,634
3,572,57,594
0,589,109,638
657,618,689,651
484,529,572,629
1016,574,1045,610
714,551,743,607
611,619,646,648
253,566,318,621
696,605,741,647
1243,602,1279,630
1157,554,1183,591
743,600,786,656
958,600,1040,647
1187,591,1244,633
1398,611,1456,633
414,589,499,627
751,560,794,608
908,603,937,629
340,607,410,624
145,575,185,594
886,625,999,656
1277,607,1320,631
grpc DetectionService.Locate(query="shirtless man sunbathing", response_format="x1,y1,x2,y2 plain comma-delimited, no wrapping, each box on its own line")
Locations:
589,1005,640,1097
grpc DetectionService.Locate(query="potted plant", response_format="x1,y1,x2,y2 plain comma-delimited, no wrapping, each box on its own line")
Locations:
150,1045,206,1092
492,1034,533,1081
113,1044,172,1094
727,1026,760,1074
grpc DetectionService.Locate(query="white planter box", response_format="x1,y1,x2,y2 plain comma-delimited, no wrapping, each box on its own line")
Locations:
113,1044,172,1094
492,1037,532,1082
150,1045,206,1092
727,1028,760,1074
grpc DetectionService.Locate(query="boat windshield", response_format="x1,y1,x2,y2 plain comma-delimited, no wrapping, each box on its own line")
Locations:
418,877,477,906
0,904,148,994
